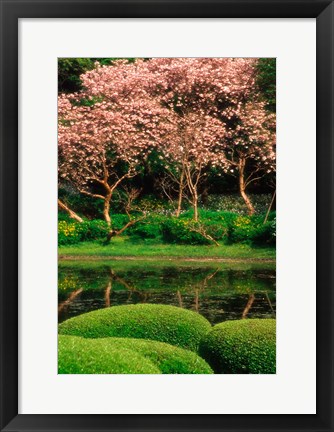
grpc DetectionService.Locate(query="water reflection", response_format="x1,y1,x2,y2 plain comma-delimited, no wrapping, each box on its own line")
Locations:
58,262,276,325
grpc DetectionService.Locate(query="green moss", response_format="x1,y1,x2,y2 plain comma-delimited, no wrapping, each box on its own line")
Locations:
95,337,213,374
199,318,276,374
58,335,161,374
59,304,211,352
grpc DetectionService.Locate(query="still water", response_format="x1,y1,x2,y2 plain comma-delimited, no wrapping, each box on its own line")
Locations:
58,260,276,325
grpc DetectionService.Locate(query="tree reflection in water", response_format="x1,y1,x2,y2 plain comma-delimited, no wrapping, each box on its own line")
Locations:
58,264,276,325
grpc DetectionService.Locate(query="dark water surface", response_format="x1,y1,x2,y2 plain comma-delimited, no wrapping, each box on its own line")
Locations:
58,261,276,325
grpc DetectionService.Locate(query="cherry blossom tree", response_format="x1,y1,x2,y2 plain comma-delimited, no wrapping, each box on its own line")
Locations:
136,57,260,220
157,112,227,221
59,58,275,227
222,97,276,215
58,79,171,227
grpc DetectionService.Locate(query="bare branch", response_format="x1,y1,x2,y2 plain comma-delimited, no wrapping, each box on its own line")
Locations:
245,167,260,184
245,176,262,188
109,170,135,194
160,177,176,205
78,189,105,200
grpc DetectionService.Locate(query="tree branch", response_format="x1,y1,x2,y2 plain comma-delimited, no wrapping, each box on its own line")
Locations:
78,189,105,200
58,199,83,223
109,171,134,194
245,176,262,188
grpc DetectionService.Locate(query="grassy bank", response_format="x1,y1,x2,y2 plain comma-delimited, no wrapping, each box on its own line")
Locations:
59,236,275,261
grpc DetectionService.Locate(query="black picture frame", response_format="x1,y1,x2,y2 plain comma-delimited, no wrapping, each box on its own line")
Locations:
1,1,333,431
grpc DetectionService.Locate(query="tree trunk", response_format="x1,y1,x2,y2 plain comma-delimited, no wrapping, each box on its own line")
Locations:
240,188,255,216
58,199,83,223
103,194,112,227
175,170,184,217
193,191,199,222
183,162,199,221
239,159,255,216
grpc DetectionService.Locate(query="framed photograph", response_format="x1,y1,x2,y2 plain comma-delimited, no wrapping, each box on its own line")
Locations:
1,0,333,431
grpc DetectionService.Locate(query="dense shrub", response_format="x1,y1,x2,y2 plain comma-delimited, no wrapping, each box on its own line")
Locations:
131,211,275,246
58,212,75,223
161,212,238,245
109,337,213,374
128,215,166,239
159,211,231,245
228,215,260,243
161,218,210,245
58,220,109,245
251,217,276,246
58,215,147,245
59,304,212,352
67,336,213,374
109,214,131,231
58,210,275,247
199,318,276,374
227,214,276,246
58,335,161,374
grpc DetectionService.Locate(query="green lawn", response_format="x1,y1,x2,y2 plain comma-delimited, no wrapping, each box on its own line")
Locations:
59,236,275,261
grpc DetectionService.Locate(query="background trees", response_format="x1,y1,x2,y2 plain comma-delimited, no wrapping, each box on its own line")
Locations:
256,58,276,113
58,58,136,93
58,57,276,226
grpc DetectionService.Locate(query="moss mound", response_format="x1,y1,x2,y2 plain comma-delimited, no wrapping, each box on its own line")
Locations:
199,319,276,374
96,337,213,374
58,335,161,374
59,304,211,351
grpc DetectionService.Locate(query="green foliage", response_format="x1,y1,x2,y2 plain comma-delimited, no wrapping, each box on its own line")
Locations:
85,337,213,374
161,213,228,245
228,214,276,246
110,214,131,231
161,211,275,246
58,335,161,374
58,58,137,94
58,212,74,223
127,214,168,240
199,318,276,373
59,304,212,351
162,218,210,245
58,220,109,245
58,187,104,219
58,58,95,93
251,216,276,246
58,211,276,247
130,223,162,239
228,215,259,243
256,58,276,113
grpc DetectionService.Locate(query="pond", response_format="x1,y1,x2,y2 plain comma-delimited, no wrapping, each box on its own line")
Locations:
58,260,276,325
